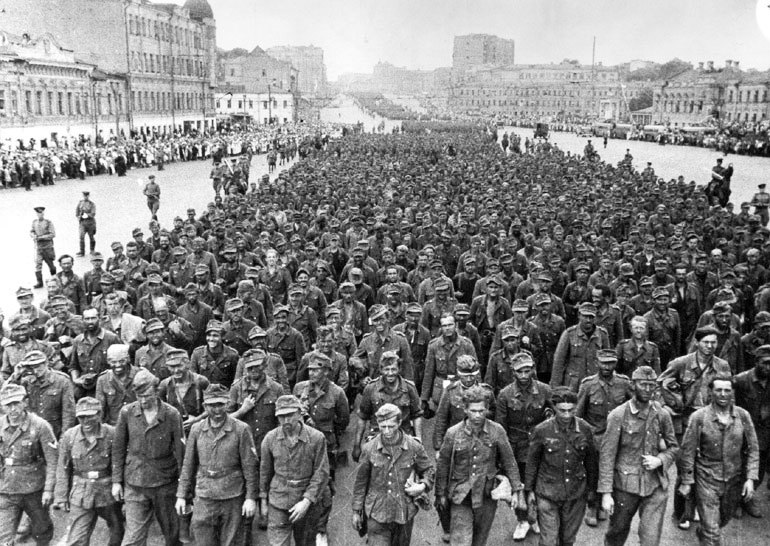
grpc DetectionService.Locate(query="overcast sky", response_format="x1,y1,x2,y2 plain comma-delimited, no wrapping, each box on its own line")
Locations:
193,0,770,79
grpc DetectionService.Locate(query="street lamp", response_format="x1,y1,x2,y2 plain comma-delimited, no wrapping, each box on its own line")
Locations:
267,78,276,125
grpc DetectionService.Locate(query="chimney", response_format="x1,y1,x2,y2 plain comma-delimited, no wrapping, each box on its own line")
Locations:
698,62,704,71
725,60,732,68
733,60,740,69
707,61,714,71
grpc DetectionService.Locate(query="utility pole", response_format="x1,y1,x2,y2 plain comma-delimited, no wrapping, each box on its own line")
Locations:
591,36,596,117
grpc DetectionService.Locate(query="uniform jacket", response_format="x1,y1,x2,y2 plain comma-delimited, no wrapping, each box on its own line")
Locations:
551,325,611,391
190,343,240,388
495,379,551,456
228,376,283,448
95,368,138,426
0,412,58,494
18,369,76,439
293,379,350,449
352,330,414,382
421,334,477,404
615,339,661,376
576,373,632,434
359,376,422,436
55,423,115,508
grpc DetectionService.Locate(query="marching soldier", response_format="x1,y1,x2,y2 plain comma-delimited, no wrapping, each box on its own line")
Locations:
95,344,138,426
551,303,611,392
615,316,661,376
159,349,210,435
54,397,124,546
31,206,57,288
191,320,240,389
266,305,307,389
75,190,97,257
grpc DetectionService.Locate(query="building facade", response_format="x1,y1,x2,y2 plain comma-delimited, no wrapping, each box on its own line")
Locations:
652,61,770,125
219,48,298,95
0,0,218,138
266,45,327,96
215,85,295,125
452,34,515,70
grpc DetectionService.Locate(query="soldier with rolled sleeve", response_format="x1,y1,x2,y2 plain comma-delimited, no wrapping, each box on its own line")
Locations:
175,384,258,546
495,351,551,540
352,403,435,546
575,349,631,527
353,351,423,463
551,302,611,392
8,349,75,439
0,383,58,545
525,387,597,546
111,368,184,546
598,366,679,546
435,384,524,546
54,397,124,546
293,351,349,544
260,395,330,546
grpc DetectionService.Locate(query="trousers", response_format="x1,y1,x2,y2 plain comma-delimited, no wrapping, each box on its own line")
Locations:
536,495,586,546
190,495,244,546
65,502,124,546
695,476,743,546
123,483,180,546
366,517,415,546
604,487,668,546
0,490,54,545
449,495,497,546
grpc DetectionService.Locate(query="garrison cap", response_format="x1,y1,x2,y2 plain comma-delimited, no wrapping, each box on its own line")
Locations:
272,305,290,317
501,325,520,340
511,352,535,370
406,302,422,315
534,293,552,306
307,351,332,370
287,284,304,296
165,348,189,363
453,303,471,316
15,287,33,298
242,349,267,368
205,319,223,333
21,350,47,367
512,299,529,312
225,298,244,311
597,349,618,363
203,384,230,404
194,264,210,275
631,366,657,381
248,325,267,339
0,384,27,405
375,403,402,422
144,318,165,333
652,287,670,299
274,395,302,416
132,368,160,393
578,302,597,316
49,295,69,307
574,262,591,273
369,304,388,321
75,397,101,417
639,276,653,287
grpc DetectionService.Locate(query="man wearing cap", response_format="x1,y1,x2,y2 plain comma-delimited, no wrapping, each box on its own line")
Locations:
529,292,566,384
236,278,271,328
563,263,593,326
667,263,702,349
83,252,106,304
679,374,759,543
54,396,124,545
135,273,177,321
95,344,138,425
629,276,654,317
293,352,349,542
421,277,459,337
100,291,145,349
91,273,129,317
266,305,307,389
1,315,56,381
436,384,524,546
576,349,632,526
421,313,477,411
13,286,51,341
354,351,423,462
599,366,678,546
751,183,770,226
418,259,455,305
551,303,611,392
287,283,319,351
393,302,431,395
135,317,176,380
56,254,87,315
217,246,246,298
615,315,661,377
132,228,154,264
142,174,161,220
151,234,174,277
75,191,97,257
70,307,121,399
175,281,214,348
525,387,597,546
44,294,85,347
740,312,770,370
232,327,290,390
169,247,194,293
658,326,732,529
159,348,210,435
470,274,513,371
297,327,349,390
112,368,184,546
496,351,551,539
176,384,258,546
222,298,256,356
191,320,240,389
260,394,330,546
31,206,57,289
696,300,744,373
123,242,150,291
258,249,293,306
186,237,219,287
643,287,681,369
0,383,59,545
352,304,414,384
453,255,481,306
590,284,624,347
352,403,434,545
472,259,512,303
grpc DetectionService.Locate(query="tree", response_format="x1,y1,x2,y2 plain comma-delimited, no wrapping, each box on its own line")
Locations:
628,88,653,112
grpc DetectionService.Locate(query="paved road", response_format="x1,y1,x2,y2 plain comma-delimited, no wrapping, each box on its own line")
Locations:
4,108,770,544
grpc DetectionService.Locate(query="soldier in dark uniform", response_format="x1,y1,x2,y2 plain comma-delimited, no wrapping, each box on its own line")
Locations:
54,397,124,546
615,316,661,376
351,305,414,383
563,263,592,326
134,318,175,381
296,330,349,391
643,287,681,370
576,349,631,526
393,302,431,396
353,351,423,463
190,320,240,389
266,305,307,389
551,303,611,392
525,387,596,546
95,344,138,426
529,292,566,384
222,298,256,356
158,349,209,435
0,383,58,545
0,315,55,381
69,307,121,399
496,351,552,540
469,275,512,374
83,252,106,304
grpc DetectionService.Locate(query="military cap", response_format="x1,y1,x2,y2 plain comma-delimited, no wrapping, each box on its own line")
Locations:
339,281,355,292
194,264,210,275
712,300,732,314
307,351,333,370
755,344,770,362
464,255,477,265
287,284,304,296
619,263,634,275
107,344,130,360
529,261,544,272
132,368,160,393
75,397,101,417
375,403,402,422
574,262,591,273
49,295,69,307
597,349,618,363
499,253,513,264
33,206,45,213
272,305,290,317
183,283,199,294
486,258,500,268
223,245,237,254
534,292,552,306
721,270,736,279
245,267,261,278
501,325,520,340
380,350,400,364
509,352,533,371
351,247,364,257
10,315,32,328
0,384,27,405
165,348,189,363
631,366,658,381
110,241,123,251
434,278,450,290
511,299,528,312
243,349,267,368
172,246,187,256
578,302,597,316
406,302,422,315
369,304,389,322
694,325,719,340
90,252,105,262
226,298,245,311
248,325,267,339
275,395,302,416
325,307,342,318
274,235,287,246
651,287,670,299
21,350,48,367
486,274,503,287
205,319,223,333
349,267,364,280
15,287,33,299
453,303,471,316
144,318,165,333
639,276,653,287
429,259,444,270
202,384,230,405
537,271,553,282
456,354,480,373
132,228,144,237
754,312,770,329
147,273,162,284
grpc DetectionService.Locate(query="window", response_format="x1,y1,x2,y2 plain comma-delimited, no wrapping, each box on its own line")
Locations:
83,93,89,115
249,100,253,108
107,93,113,115
24,90,32,113
238,100,243,109
35,91,43,114
67,92,73,115
263,101,268,109
76,94,82,115
227,99,232,108
283,100,287,108
47,91,53,114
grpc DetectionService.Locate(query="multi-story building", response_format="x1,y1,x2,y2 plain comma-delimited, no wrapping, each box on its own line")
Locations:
652,60,770,125
266,45,327,96
0,31,126,146
448,61,638,121
452,34,515,70
219,47,298,94
0,0,218,137
215,85,295,126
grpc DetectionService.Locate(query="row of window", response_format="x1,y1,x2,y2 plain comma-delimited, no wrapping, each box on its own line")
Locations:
131,52,205,78
659,89,768,104
128,14,203,50
456,98,596,108
0,88,122,117
459,87,614,98
726,112,767,122
130,90,213,112
216,99,288,109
